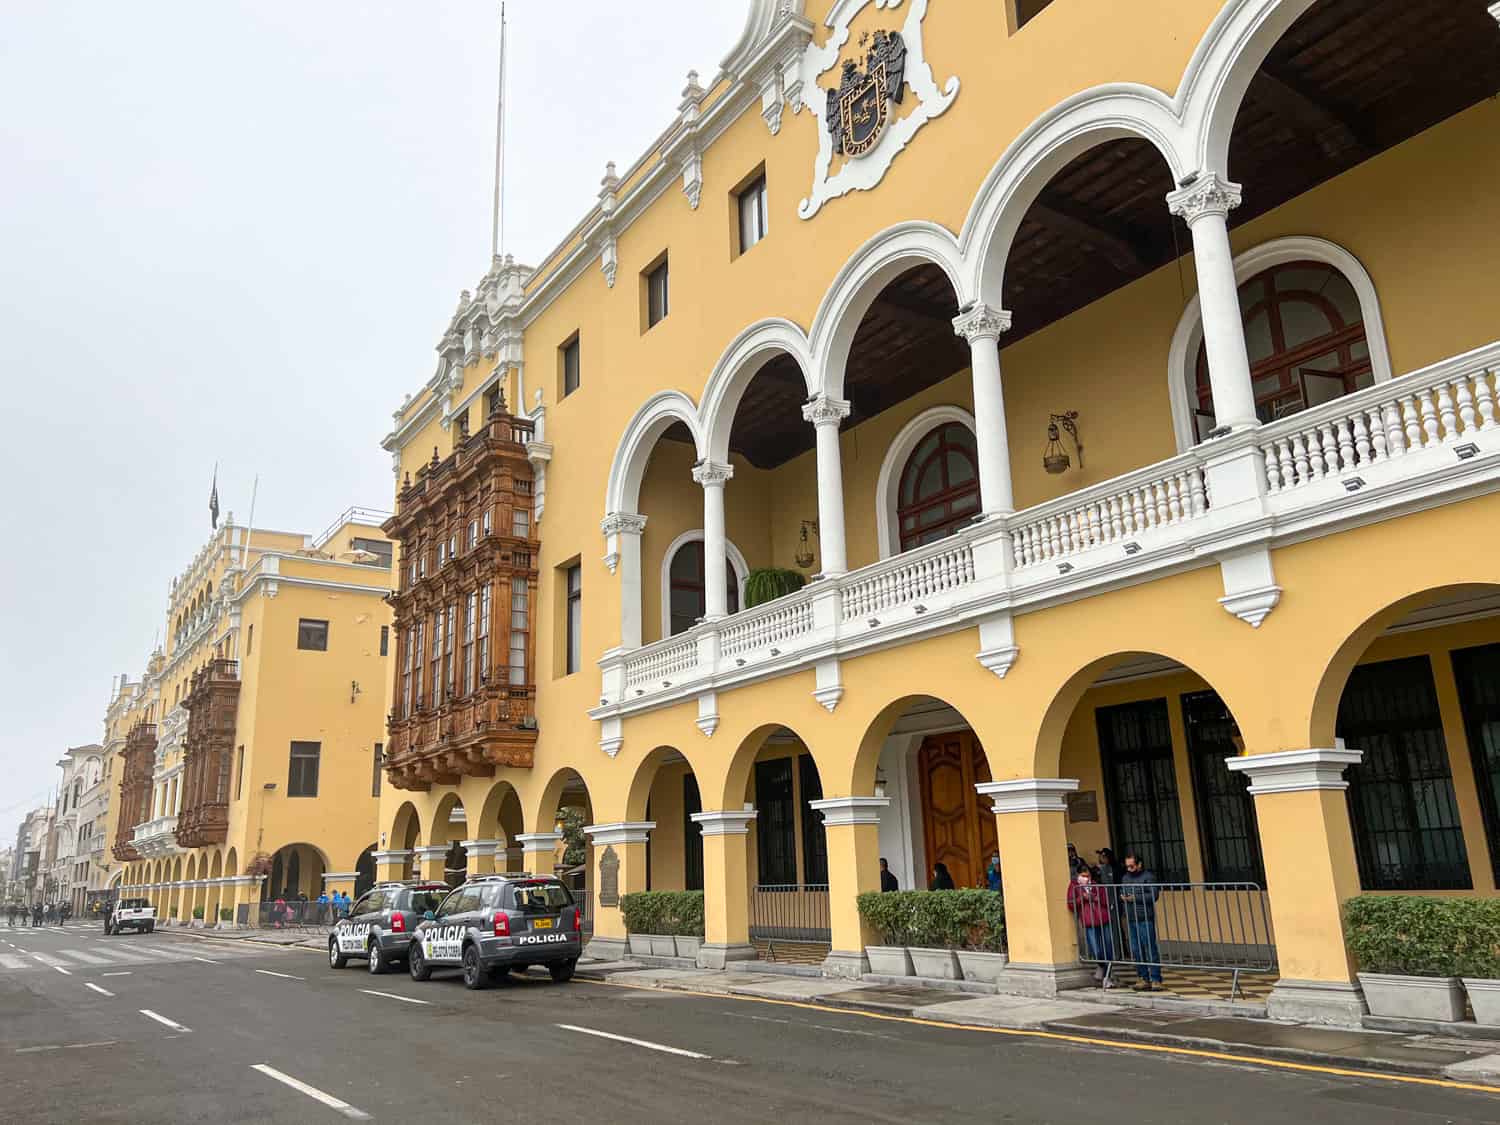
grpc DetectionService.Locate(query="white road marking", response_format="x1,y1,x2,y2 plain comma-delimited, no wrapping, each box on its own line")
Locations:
102,972,132,977
254,969,305,981
53,965,72,976
59,950,112,965
250,1064,371,1121
0,955,28,970
358,989,431,1006
15,1041,117,1054
555,1024,711,1059
139,1009,192,1034
191,956,219,964
85,983,114,997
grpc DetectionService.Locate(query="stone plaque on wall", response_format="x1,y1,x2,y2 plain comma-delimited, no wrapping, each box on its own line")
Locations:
1066,790,1099,824
598,845,620,907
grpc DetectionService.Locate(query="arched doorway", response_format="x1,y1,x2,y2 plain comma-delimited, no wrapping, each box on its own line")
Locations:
663,534,745,637
895,421,981,552
353,845,376,898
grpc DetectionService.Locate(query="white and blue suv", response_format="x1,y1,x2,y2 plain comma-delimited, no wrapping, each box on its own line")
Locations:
406,874,583,990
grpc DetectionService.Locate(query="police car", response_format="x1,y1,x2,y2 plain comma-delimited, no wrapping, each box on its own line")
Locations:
327,881,449,974
406,874,583,990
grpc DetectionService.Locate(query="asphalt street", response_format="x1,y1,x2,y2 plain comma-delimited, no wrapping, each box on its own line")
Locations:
1,923,1497,1124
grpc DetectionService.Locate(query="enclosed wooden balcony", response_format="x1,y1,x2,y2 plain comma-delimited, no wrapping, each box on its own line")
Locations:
112,721,157,862
175,659,240,849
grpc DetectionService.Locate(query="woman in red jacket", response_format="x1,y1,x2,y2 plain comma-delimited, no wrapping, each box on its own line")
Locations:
1067,868,1116,988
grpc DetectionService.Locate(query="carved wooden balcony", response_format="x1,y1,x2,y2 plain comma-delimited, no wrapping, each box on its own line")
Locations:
175,659,239,849
112,721,157,862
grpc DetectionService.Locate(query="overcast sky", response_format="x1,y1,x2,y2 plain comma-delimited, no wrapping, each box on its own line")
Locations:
0,1,747,846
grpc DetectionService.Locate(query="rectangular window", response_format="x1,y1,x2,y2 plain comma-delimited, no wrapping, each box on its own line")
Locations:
246,624,254,656
683,773,704,892
288,741,321,798
1181,690,1265,884
379,625,389,657
646,258,669,328
561,335,581,397
401,626,414,718
297,619,329,652
351,537,394,568
430,609,445,707
1454,643,1500,887
512,506,530,539
461,592,476,696
798,753,828,884
444,603,456,697
565,565,582,676
509,578,529,685
467,519,479,550
234,746,244,801
437,541,447,567
1096,699,1189,883
484,383,503,419
372,743,383,798
415,618,426,709
737,173,768,254
1339,656,1470,890
754,757,797,886
482,508,492,537
449,533,457,559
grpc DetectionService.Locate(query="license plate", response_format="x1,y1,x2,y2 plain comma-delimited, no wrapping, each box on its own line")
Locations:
533,918,553,930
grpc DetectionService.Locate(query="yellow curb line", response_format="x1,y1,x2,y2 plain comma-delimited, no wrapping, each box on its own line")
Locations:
578,978,1499,1096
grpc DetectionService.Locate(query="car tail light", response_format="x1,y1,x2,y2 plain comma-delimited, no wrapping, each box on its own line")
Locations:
391,911,406,933
494,912,510,937
573,909,582,933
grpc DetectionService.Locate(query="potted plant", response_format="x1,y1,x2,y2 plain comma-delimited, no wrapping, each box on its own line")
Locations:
191,905,205,926
856,891,916,976
1345,896,1466,1022
744,568,807,608
620,892,676,957
904,892,962,980
952,892,1009,983
1453,898,1500,1026
218,907,234,926
670,892,705,960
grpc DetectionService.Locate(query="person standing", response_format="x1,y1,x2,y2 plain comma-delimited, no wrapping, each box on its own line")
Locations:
1094,848,1118,885
985,854,1003,893
929,863,956,891
879,859,899,893
1067,867,1115,988
1120,851,1163,991
316,891,330,925
32,903,42,927
5,902,15,927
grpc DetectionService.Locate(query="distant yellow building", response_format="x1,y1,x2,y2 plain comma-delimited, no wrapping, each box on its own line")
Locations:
375,0,1500,1025
115,509,393,923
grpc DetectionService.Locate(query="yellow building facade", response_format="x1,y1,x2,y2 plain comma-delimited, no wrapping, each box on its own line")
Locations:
376,0,1500,1025
115,510,394,924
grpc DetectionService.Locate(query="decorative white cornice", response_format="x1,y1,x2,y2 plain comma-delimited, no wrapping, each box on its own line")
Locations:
952,303,1012,344
1225,748,1363,795
410,845,449,862
696,692,720,738
976,778,1079,815
601,512,648,537
809,796,889,827
457,840,502,858
371,849,413,865
690,809,758,837
582,822,655,847
801,394,852,428
320,871,360,882
1219,584,1283,628
1166,172,1243,225
692,460,735,488
515,832,563,854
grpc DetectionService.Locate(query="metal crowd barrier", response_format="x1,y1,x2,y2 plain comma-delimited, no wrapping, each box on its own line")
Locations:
253,902,345,930
749,883,831,944
1065,881,1276,998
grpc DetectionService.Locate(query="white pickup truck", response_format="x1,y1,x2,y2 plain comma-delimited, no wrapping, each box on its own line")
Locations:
104,898,156,935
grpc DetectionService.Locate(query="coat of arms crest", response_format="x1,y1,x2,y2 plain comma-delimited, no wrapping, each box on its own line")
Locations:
826,30,908,158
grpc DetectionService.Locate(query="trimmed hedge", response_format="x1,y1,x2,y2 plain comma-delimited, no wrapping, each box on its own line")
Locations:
856,890,1006,953
1344,895,1500,978
620,891,705,938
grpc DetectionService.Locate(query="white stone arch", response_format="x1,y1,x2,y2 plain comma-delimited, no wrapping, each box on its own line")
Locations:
659,529,751,638
808,221,969,403
604,391,706,518
108,869,123,888
1166,236,1394,452
699,318,815,466
959,84,1189,306
874,405,978,560
1177,0,1320,179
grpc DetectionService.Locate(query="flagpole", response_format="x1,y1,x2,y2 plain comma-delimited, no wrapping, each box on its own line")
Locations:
491,1,508,260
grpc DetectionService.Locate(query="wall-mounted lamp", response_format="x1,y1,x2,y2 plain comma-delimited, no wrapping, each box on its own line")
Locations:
874,767,889,799
350,680,362,704
795,520,820,570
1043,412,1084,475
263,782,277,791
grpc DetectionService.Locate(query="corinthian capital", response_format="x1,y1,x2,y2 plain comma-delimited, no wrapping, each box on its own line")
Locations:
1166,173,1243,225
691,460,735,488
600,512,647,537
801,394,852,428
952,303,1012,344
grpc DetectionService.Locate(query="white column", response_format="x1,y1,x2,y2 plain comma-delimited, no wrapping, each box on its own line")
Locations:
952,304,1016,516
602,512,648,649
172,779,182,815
801,395,851,577
692,460,734,620
1166,173,1258,434
515,832,564,872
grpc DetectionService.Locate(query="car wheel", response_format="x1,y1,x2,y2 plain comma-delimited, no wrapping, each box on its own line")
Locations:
329,940,348,970
549,959,576,984
408,943,432,982
146,922,154,934
462,946,489,991
367,942,387,975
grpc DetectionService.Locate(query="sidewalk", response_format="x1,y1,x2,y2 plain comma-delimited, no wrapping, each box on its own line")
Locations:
575,958,1500,1088
179,924,330,950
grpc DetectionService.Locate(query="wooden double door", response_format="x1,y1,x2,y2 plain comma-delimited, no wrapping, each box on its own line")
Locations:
918,731,997,890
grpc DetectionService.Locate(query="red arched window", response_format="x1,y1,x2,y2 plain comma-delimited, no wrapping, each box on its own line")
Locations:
897,422,980,551
1194,261,1372,437
668,541,739,637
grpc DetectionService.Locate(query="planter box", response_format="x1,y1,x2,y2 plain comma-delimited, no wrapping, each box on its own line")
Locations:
1462,978,1500,1026
908,946,960,980
627,933,654,957
647,934,676,957
674,936,703,960
1358,973,1466,1022
955,949,1009,984
865,946,914,977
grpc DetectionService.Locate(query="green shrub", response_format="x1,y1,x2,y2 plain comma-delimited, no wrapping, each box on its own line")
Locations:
620,891,705,938
744,568,807,608
857,890,1005,952
219,908,233,922
192,906,205,920
1344,895,1500,978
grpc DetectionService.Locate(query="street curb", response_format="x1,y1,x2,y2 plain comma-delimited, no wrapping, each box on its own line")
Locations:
576,968,1500,1087
160,927,325,952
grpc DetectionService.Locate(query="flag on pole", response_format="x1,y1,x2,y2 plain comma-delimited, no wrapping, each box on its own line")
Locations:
209,464,220,529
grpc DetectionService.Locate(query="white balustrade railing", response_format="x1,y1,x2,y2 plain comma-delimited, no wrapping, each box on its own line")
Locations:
1011,458,1210,569
1262,353,1498,493
132,815,178,843
623,635,699,689
841,535,976,622
722,597,815,658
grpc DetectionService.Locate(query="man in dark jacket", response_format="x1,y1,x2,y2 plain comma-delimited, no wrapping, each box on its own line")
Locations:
1119,852,1163,991
879,858,899,893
